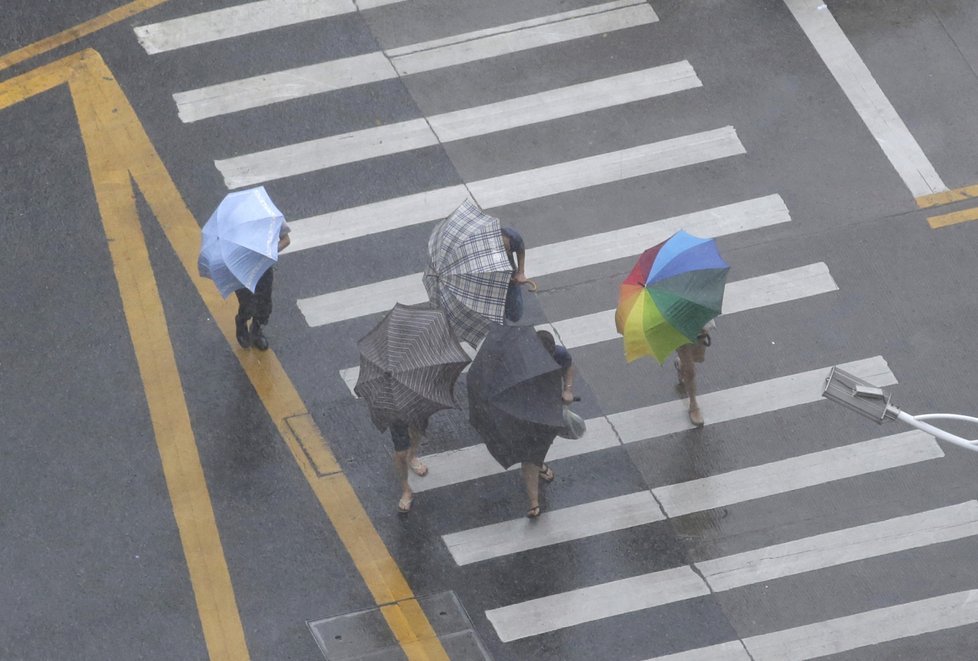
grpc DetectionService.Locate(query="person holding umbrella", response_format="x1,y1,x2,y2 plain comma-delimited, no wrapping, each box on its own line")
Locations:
197,186,291,351
354,303,471,514
615,230,728,428
234,226,290,351
468,325,574,518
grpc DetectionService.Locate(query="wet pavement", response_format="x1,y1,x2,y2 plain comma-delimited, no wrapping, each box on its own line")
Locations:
4,1,978,659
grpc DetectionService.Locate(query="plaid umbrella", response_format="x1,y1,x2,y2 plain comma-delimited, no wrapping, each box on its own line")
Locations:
423,199,512,346
354,302,471,431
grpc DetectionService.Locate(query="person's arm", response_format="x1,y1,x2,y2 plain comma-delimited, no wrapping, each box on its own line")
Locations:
278,234,291,252
561,364,575,404
513,247,527,283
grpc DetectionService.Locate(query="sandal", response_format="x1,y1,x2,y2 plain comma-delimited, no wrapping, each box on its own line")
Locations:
397,495,413,513
539,464,555,483
527,505,542,518
409,457,428,477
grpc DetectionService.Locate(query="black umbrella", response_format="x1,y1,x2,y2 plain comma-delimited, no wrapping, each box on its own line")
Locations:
467,325,566,469
354,302,471,431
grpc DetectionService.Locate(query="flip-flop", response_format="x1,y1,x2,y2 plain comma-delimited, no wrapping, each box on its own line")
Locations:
539,464,555,483
409,457,428,477
527,505,542,518
397,495,413,513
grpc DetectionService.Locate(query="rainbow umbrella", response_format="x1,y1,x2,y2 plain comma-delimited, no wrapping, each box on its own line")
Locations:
615,231,729,364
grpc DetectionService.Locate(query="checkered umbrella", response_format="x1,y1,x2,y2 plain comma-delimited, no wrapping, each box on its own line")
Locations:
354,302,471,432
423,199,512,346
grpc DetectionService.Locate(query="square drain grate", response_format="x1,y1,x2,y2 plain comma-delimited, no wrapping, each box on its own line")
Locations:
308,591,491,660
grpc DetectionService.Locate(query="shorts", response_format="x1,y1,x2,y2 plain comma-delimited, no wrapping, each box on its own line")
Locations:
388,419,428,452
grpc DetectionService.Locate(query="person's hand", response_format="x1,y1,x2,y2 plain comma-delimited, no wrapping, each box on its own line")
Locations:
561,388,574,404
512,272,528,284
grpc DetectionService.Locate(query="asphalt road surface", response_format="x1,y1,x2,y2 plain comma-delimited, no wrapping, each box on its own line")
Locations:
4,1,978,660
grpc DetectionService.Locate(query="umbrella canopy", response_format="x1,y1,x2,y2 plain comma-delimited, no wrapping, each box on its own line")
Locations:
615,230,729,364
198,186,285,298
354,302,471,432
467,325,565,469
423,199,512,346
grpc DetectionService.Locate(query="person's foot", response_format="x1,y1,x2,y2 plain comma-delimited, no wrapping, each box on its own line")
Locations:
409,457,428,477
539,464,555,483
688,406,704,427
235,316,250,348
526,505,542,518
250,321,269,351
397,494,413,513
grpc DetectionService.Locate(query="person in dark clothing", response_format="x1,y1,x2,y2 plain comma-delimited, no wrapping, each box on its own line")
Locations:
501,226,528,322
519,330,576,518
235,224,290,350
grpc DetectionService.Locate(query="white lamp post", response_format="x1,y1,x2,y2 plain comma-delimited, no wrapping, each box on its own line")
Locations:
822,366,978,454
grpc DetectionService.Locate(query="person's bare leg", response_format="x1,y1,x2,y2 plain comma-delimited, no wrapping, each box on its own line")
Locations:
677,345,703,426
521,462,541,517
407,426,427,476
394,449,413,511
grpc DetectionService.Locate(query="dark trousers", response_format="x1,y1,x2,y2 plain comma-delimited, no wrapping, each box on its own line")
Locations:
505,280,524,322
235,268,274,325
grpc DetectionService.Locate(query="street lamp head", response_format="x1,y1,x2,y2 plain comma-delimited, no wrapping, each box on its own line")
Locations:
821,366,898,423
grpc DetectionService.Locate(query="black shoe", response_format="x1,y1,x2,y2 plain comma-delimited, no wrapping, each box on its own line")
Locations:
250,321,269,351
235,316,250,348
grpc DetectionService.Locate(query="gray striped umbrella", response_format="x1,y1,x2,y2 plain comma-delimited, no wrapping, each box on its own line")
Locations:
423,199,512,346
354,302,472,432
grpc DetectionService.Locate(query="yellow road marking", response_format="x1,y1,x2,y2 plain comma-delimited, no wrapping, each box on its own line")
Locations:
927,205,978,229
0,0,172,73
916,183,978,209
0,52,248,659
0,49,449,660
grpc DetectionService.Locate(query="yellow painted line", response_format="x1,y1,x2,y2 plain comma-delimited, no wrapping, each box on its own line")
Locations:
0,0,172,73
0,49,449,660
0,52,248,659
927,205,978,229
916,183,978,209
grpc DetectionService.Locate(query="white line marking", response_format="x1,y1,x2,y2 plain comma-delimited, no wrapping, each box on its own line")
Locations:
649,590,978,661
172,1,657,122
289,126,746,252
487,501,978,641
297,183,770,328
442,432,940,565
339,262,836,394
216,62,702,188
409,356,895,493
135,0,406,54
174,52,398,123
388,1,657,76
782,0,946,197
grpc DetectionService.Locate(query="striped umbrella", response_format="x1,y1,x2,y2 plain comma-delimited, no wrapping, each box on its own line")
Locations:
354,302,471,432
423,199,512,346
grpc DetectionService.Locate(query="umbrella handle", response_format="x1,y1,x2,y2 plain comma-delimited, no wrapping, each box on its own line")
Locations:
525,279,538,292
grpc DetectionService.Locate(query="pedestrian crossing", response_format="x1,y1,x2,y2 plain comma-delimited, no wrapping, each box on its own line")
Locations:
134,2,977,658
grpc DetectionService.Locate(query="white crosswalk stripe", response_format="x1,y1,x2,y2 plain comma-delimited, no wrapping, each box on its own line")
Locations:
408,356,895,493
337,262,838,394
216,61,703,188
648,589,978,661
442,432,941,566
134,0,408,54
297,188,774,326
288,126,749,253
486,501,978,641
172,0,658,122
